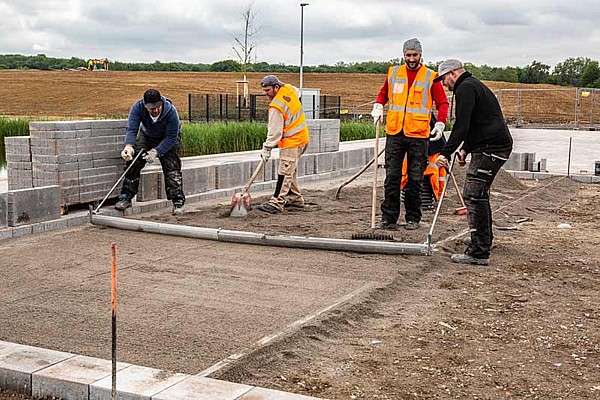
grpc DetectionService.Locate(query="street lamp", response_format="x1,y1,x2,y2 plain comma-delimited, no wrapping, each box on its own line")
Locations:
300,3,309,101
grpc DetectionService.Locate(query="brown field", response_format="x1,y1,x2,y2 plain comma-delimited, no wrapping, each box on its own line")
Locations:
0,70,570,121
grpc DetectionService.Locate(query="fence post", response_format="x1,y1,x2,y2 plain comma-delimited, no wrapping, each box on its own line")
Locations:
188,93,192,123
516,90,522,127
238,95,242,121
592,89,596,130
322,95,326,119
312,95,316,119
205,94,209,123
225,94,229,123
250,95,256,121
574,88,579,129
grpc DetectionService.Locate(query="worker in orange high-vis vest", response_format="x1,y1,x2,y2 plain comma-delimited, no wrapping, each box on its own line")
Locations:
257,75,310,214
371,38,449,231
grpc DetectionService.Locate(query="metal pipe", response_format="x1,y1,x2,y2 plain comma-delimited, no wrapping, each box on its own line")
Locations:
90,213,428,256
299,3,309,100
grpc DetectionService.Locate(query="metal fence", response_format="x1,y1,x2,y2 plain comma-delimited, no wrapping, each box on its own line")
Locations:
188,93,341,123
491,87,599,130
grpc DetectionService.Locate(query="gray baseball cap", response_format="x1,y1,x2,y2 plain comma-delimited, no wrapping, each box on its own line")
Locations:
433,59,463,82
260,75,284,87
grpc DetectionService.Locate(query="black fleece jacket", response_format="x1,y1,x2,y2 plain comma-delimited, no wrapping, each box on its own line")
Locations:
441,72,513,160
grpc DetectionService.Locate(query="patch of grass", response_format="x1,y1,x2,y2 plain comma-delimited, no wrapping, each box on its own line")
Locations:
340,120,376,141
181,121,267,157
1,117,30,169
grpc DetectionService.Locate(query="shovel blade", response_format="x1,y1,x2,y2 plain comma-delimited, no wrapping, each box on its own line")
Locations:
229,192,251,217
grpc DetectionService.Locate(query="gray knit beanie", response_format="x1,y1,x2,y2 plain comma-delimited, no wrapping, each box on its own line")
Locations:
403,38,422,54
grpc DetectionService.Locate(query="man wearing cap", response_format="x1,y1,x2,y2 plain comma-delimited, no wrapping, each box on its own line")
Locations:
256,75,310,214
116,88,185,215
434,59,513,266
371,38,449,231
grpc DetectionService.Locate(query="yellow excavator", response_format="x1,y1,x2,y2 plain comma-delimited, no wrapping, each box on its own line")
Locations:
87,58,109,71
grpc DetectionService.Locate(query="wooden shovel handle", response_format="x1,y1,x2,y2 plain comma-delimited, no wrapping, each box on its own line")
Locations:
243,158,266,192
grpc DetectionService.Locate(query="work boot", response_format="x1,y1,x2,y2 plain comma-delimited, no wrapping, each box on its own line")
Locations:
115,194,132,211
375,220,397,230
257,203,281,214
404,221,420,230
283,200,305,209
172,203,184,216
451,253,489,266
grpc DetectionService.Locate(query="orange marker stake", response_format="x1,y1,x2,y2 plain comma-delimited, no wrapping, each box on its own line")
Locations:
111,243,117,400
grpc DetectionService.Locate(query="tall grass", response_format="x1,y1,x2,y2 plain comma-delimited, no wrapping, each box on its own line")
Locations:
181,121,267,156
340,120,376,141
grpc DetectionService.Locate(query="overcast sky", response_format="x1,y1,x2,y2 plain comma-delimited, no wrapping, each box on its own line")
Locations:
1,0,599,68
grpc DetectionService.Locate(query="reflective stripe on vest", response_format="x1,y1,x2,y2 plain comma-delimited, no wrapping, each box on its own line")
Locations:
385,65,435,138
269,85,309,148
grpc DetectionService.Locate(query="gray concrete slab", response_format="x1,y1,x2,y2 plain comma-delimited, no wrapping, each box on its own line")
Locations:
0,341,73,394
239,387,321,399
90,365,188,400
152,376,252,400
32,355,130,400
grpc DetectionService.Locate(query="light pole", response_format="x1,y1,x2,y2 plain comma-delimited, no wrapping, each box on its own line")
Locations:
300,3,309,101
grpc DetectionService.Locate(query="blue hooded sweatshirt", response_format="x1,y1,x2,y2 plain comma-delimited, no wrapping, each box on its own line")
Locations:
124,96,181,156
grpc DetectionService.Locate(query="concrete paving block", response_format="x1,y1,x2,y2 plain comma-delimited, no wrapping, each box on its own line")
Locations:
0,193,6,227
91,119,127,130
30,145,57,156
7,161,33,170
182,166,216,196
6,186,61,227
29,121,59,132
80,173,119,187
298,154,317,177
0,228,12,240
152,376,252,400
90,365,188,400
52,130,78,140
510,171,535,180
532,172,553,180
41,219,70,232
570,174,592,183
0,341,74,394
32,355,130,400
80,166,118,178
4,136,31,147
215,162,246,189
315,153,334,174
75,129,93,139
239,387,321,400
591,175,600,183
94,158,125,168
93,150,120,160
66,214,89,227
55,139,79,155
138,171,162,201
4,155,30,167
78,153,94,162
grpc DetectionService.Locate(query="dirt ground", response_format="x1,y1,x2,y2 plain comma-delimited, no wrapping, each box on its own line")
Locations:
2,168,600,400
0,70,556,120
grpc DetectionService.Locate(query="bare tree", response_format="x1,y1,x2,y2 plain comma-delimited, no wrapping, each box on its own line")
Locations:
233,2,261,104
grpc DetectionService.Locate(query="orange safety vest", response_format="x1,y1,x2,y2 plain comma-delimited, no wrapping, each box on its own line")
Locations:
269,85,309,149
401,153,447,200
385,65,436,138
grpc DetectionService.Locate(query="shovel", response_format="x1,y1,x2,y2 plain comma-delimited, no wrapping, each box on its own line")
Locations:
449,170,468,215
229,158,266,217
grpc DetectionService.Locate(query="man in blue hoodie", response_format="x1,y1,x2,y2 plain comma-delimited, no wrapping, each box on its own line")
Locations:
115,89,185,215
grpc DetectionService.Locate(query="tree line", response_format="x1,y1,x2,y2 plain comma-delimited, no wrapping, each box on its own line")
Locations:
1,53,600,88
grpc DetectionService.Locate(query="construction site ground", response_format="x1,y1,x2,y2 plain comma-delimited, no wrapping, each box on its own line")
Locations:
1,166,599,400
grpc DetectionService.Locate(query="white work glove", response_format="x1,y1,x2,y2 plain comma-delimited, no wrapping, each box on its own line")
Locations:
371,103,383,123
143,148,158,163
430,122,445,142
261,144,272,162
121,145,134,161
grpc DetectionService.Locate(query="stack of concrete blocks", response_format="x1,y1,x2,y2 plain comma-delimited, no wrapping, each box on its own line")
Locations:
503,152,547,172
3,120,127,210
4,137,33,190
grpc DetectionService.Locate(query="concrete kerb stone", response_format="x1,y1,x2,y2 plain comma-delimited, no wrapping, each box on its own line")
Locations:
0,340,322,400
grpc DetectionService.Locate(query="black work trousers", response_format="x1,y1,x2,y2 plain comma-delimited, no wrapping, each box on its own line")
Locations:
463,151,509,258
120,135,185,205
381,133,428,224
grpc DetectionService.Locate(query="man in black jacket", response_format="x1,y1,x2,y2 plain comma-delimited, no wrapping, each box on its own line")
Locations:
434,59,513,266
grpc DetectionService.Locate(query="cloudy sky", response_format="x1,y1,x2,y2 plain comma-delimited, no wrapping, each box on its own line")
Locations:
1,0,599,68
